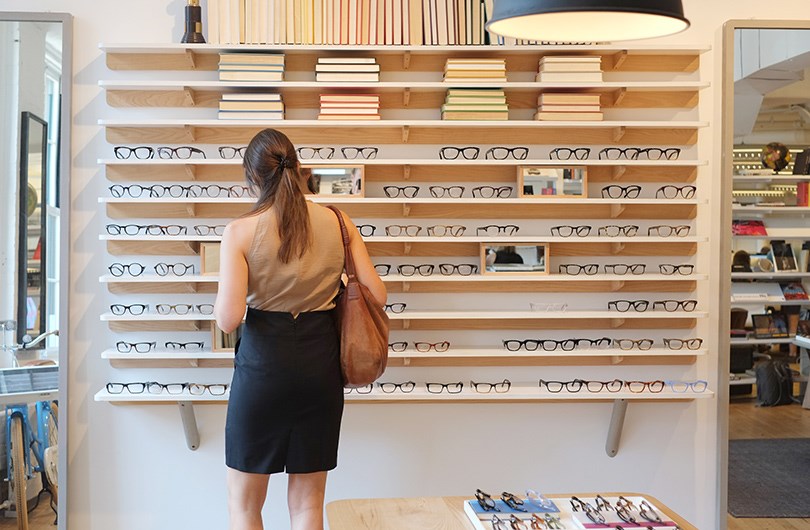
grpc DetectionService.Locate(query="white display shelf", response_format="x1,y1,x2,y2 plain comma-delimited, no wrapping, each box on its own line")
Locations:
729,298,810,306
732,175,808,183
99,118,709,129
794,335,810,349
732,232,810,239
732,206,810,214
99,310,708,322
732,272,810,279
99,158,708,167
95,390,229,403
730,337,794,345
101,349,233,360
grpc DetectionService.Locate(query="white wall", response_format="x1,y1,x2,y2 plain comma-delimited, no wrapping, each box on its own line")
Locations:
0,22,19,326
0,2,806,530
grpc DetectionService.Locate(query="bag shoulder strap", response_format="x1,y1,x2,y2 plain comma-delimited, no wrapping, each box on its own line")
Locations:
327,205,357,279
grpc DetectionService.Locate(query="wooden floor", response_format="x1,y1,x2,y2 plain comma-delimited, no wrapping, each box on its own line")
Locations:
727,392,810,530
0,490,56,529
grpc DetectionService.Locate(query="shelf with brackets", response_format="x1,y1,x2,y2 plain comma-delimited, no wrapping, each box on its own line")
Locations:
730,336,795,346
731,272,810,280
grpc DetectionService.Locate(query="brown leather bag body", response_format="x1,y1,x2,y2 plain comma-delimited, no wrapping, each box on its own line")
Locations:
328,206,389,387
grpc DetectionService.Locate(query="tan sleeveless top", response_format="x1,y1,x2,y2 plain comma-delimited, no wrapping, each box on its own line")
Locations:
246,201,345,315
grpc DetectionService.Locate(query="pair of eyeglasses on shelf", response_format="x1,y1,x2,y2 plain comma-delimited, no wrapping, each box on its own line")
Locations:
105,224,187,236
383,303,406,313
597,147,681,160
648,224,690,237
115,341,156,353
344,384,373,394
601,185,642,199
383,185,420,198
114,146,207,160
663,338,703,350
550,225,591,238
296,146,378,159
108,262,197,277
653,299,697,312
377,381,416,393
529,302,568,312
429,186,465,198
166,341,205,351
428,225,466,237
108,184,251,199
193,225,226,236
356,224,377,237
659,264,694,275
503,337,611,352
613,338,654,350
426,382,463,394
106,382,228,395
571,496,606,524
373,263,479,276
599,225,639,237
656,185,696,199
218,146,247,159
473,186,513,198
486,147,529,160
470,379,511,393
625,380,666,393
665,380,708,393
155,303,214,315
557,263,645,275
539,379,622,393
154,263,196,276
388,341,450,352
384,225,421,237
477,224,519,236
110,304,149,316
440,146,479,160
550,147,590,160
607,299,649,312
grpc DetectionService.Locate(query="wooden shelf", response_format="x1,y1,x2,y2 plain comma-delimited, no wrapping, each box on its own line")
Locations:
730,299,810,306
730,337,794,345
733,175,808,183
732,206,810,215
732,272,810,279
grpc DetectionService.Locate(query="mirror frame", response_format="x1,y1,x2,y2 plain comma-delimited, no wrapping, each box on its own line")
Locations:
721,19,810,529
0,12,72,530
517,165,588,198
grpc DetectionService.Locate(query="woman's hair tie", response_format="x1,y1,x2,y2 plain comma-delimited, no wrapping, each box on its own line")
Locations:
277,156,289,170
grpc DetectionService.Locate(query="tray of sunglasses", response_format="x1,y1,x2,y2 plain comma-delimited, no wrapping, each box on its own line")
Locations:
569,496,678,529
464,495,563,530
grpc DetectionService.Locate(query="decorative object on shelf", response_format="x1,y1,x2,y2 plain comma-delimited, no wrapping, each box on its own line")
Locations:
485,0,689,43
200,243,221,275
769,240,798,272
752,312,789,339
306,165,363,196
180,0,206,43
483,244,548,274
761,142,792,173
519,166,586,197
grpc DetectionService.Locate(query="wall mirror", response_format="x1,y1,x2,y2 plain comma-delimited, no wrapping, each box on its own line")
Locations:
518,166,587,197
0,11,71,530
481,244,549,274
302,164,364,196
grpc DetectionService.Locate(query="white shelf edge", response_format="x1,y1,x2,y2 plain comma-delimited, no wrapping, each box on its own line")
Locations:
99,235,707,243
99,158,708,167
732,272,810,279
102,349,234,360
730,337,794,345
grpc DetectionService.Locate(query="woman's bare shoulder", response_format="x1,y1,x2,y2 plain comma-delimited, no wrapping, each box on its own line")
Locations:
224,215,260,249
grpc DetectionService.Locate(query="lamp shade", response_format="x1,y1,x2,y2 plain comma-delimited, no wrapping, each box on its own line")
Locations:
485,0,690,42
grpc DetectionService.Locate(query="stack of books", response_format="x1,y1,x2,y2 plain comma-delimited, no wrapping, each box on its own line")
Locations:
535,56,603,83
443,58,507,83
218,93,285,120
318,93,381,120
441,88,508,121
316,58,380,82
534,92,603,121
218,53,285,81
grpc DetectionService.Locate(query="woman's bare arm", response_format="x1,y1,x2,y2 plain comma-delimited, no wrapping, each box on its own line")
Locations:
340,211,387,306
214,220,250,333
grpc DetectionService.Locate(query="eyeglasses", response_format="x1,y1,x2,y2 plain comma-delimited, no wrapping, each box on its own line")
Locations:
665,380,708,393
472,186,512,198
598,147,680,160
154,263,196,276
539,379,584,393
529,302,568,312
384,225,422,237
575,379,624,393
477,224,519,236
659,264,694,275
425,382,464,394
663,338,703,350
438,264,478,276
388,342,407,352
106,224,188,236
296,146,334,159
475,489,499,512
558,263,598,275
601,185,641,199
109,184,251,199
570,496,606,525
344,384,374,394
607,299,649,312
218,146,247,159
533,513,563,529
656,185,696,199
625,380,665,393
639,500,664,523
653,299,697,312
471,379,511,393
341,146,378,159
110,304,149,316
156,146,206,159
440,146,479,160
193,225,226,236
187,383,228,396
115,341,156,353
491,514,508,530
648,225,690,237
114,146,155,160
109,184,160,198
414,341,450,352
550,147,590,160
357,224,376,237
613,338,654,350
427,225,466,237
397,264,435,276
501,493,526,512
108,263,146,277
383,185,420,198
551,225,591,237
165,341,204,351
594,495,614,512
503,338,610,351
147,382,188,395
374,264,391,276
106,382,147,394
485,147,528,160
377,381,416,393
384,303,406,313
429,186,465,198
598,225,639,237
156,303,214,315
604,264,646,275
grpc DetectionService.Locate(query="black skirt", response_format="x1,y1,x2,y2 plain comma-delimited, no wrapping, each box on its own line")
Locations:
225,308,344,474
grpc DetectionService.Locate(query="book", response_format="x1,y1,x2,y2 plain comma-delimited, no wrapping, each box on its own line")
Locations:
222,93,283,101
277,0,287,43
219,0,231,43
534,111,603,121
229,0,240,44
315,64,381,72
540,55,602,63
436,0,448,45
377,0,386,43
219,100,285,111
797,181,809,207
539,62,603,73
456,0,466,44
340,0,350,43
360,0,371,44
314,0,323,43
445,0,455,45
219,64,285,71
219,54,285,65
219,71,284,81
445,96,507,104
384,0,394,43
393,0,402,44
538,93,601,105
369,0,378,43
444,70,507,78
781,282,809,300
732,219,767,236
424,0,435,45
318,57,377,64
539,104,602,112
320,102,380,108
285,0,295,43
442,111,509,120
244,0,252,43
446,88,505,97
238,0,246,43
218,110,284,120
316,72,380,81
402,0,409,44
445,63,506,71
442,104,508,111
320,94,380,102
409,0,423,45
320,107,380,114
536,71,604,82
207,0,220,44
348,0,358,44
317,114,381,120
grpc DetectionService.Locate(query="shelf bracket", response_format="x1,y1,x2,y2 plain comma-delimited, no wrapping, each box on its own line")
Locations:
183,125,197,142
188,358,200,368
402,281,411,293
403,51,411,70
402,204,411,217
610,318,626,329
402,125,410,143
610,50,629,71
183,164,197,180
610,355,624,365
611,242,626,255
184,49,198,70
186,241,201,255
185,203,197,217
402,319,411,330
404,242,412,255
605,399,628,457
403,164,411,180
612,88,627,108
403,88,411,108
610,203,626,219
402,356,411,366
611,166,627,181
182,86,198,107
612,126,627,143
610,280,625,292
178,401,200,451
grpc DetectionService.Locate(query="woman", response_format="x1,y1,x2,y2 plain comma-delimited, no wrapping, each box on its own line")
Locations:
214,128,386,530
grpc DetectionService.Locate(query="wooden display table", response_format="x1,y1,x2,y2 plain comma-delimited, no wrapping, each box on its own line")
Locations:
326,494,698,530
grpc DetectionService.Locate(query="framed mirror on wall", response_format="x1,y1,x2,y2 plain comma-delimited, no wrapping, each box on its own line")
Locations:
0,11,71,530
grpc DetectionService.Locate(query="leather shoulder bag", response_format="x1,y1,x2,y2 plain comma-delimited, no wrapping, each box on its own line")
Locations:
328,206,389,387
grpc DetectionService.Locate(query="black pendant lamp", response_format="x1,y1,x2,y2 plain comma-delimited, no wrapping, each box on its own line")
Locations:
485,0,690,42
